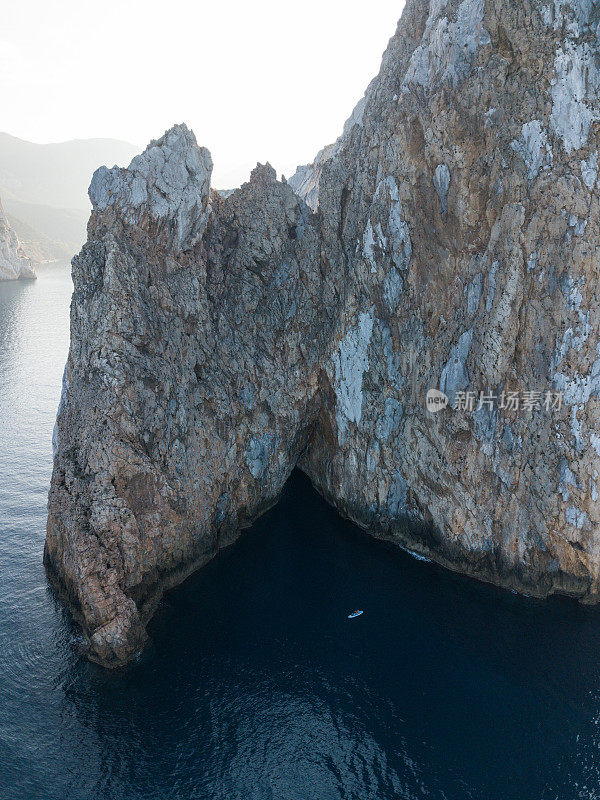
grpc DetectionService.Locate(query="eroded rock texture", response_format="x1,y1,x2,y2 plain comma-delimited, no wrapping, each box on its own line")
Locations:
48,0,600,666
0,196,35,280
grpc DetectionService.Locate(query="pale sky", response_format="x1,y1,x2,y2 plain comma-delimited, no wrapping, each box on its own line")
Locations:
1,1,404,188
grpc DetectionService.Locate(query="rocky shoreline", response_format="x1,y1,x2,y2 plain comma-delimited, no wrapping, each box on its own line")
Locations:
0,196,35,281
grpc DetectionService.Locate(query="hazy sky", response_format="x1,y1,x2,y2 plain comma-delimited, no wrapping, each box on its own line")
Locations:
1,1,405,188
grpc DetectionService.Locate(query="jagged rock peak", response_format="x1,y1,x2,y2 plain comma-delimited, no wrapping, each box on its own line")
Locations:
89,123,213,250
288,93,366,211
0,196,36,281
249,162,277,186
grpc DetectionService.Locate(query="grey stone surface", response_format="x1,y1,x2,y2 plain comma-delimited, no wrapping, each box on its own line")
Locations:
48,0,600,667
0,196,35,280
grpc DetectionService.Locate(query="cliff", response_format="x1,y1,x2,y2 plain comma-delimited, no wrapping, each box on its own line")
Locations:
0,197,36,280
48,0,600,667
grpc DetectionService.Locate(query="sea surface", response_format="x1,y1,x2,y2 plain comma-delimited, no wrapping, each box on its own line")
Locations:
1,264,600,800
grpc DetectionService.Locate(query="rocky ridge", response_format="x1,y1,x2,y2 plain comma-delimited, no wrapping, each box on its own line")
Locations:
48,0,600,666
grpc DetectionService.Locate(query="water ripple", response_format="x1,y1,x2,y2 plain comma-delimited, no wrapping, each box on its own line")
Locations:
2,266,600,800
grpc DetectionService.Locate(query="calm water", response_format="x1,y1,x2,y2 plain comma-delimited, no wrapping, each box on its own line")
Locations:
1,265,600,799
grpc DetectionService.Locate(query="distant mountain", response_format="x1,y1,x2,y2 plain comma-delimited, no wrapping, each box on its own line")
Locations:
5,200,88,247
0,133,140,262
0,133,140,211
6,211,74,264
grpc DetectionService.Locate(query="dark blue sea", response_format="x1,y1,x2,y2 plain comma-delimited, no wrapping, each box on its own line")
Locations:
1,264,600,800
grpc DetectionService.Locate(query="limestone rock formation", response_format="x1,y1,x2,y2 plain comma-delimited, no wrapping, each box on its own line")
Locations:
0,197,35,280
47,125,328,665
48,0,600,667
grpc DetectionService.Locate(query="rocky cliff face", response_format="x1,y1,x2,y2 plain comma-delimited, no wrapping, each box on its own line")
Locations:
0,197,35,280
48,0,600,667
47,126,330,665
296,0,600,600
